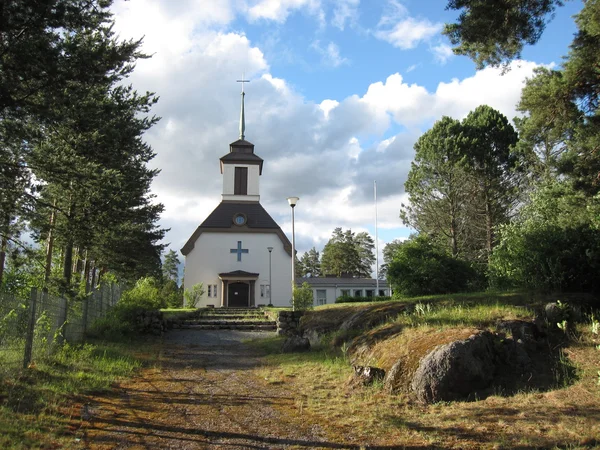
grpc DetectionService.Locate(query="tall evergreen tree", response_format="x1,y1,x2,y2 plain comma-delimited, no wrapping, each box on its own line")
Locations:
162,250,181,284
401,116,473,258
299,247,321,277
462,105,520,261
321,228,375,278
443,0,565,68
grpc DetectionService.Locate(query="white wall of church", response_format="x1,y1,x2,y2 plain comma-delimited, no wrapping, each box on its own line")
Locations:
222,164,260,201
184,231,292,307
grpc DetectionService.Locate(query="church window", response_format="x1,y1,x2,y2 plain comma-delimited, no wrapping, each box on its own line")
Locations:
207,284,217,298
260,284,265,298
365,290,374,297
234,167,248,195
378,289,387,296
340,289,350,297
316,289,327,305
354,289,363,297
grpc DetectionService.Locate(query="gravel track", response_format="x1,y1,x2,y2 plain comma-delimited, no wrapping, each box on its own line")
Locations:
78,330,361,450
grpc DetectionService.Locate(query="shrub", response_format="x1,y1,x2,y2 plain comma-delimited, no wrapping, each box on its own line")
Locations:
292,282,314,311
120,277,163,309
387,234,479,296
183,283,204,308
87,304,155,340
490,222,600,293
161,279,183,308
335,295,391,304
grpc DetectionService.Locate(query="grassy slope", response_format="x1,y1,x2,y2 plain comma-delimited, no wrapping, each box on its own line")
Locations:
0,340,152,450
251,291,600,449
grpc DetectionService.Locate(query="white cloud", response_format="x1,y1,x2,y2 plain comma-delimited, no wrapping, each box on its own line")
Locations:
376,17,442,49
431,42,454,64
311,40,349,67
319,99,339,118
246,0,323,23
332,0,360,30
374,1,441,49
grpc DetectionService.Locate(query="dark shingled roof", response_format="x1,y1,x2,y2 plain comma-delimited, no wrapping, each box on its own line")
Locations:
200,202,280,228
181,201,292,256
220,139,263,174
219,270,259,278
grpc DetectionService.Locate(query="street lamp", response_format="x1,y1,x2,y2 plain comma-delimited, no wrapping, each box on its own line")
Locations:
287,196,299,310
267,246,273,307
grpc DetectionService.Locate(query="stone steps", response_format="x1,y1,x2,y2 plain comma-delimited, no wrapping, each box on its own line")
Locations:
170,307,277,332
183,320,276,326
182,323,277,331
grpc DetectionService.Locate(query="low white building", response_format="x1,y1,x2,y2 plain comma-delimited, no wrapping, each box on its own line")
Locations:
297,277,390,306
181,89,293,307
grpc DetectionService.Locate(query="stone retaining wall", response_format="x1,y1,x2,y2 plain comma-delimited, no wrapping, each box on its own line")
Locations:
276,311,304,336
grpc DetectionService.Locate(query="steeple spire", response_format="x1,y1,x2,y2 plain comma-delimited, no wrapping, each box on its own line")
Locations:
236,74,250,140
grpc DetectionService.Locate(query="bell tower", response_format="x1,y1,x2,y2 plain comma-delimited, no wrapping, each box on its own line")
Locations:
220,75,263,202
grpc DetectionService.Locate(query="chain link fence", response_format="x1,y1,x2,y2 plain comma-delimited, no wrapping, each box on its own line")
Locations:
0,283,122,377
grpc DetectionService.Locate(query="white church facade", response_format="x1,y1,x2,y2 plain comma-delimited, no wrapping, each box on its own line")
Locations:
181,87,293,307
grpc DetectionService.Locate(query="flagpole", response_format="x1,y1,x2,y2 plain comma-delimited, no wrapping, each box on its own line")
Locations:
375,180,379,295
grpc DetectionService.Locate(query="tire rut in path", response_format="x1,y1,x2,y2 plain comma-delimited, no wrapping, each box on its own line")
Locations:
79,330,360,449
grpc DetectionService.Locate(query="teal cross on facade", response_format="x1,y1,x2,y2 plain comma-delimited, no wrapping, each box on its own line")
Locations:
230,241,249,261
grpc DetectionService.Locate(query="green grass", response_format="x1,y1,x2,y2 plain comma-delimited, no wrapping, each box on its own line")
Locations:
250,292,600,448
0,340,141,449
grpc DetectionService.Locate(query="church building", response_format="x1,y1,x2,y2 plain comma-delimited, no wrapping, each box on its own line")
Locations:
181,84,293,307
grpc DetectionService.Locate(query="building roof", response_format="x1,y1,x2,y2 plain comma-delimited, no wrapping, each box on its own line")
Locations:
219,270,259,278
220,139,264,174
297,277,389,287
200,201,280,228
181,201,292,256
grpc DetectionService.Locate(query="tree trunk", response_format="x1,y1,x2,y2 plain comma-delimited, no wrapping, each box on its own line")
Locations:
484,190,493,263
0,235,7,285
44,207,57,287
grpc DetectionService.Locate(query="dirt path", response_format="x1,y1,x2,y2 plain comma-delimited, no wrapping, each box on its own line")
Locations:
78,330,363,450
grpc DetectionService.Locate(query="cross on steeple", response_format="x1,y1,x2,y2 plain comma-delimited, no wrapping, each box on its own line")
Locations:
230,241,249,262
236,74,250,140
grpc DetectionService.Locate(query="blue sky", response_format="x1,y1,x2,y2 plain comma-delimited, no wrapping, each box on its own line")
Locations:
112,0,584,269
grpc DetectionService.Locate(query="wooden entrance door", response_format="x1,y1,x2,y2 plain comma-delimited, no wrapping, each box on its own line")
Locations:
228,282,249,307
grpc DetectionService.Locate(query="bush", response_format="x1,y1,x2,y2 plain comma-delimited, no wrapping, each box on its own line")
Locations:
292,282,314,311
87,304,156,340
183,283,204,308
161,279,183,308
490,222,600,293
335,295,391,304
120,277,163,309
387,234,479,296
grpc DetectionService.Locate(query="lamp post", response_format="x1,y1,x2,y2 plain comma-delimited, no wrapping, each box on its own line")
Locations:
287,196,299,310
267,246,273,307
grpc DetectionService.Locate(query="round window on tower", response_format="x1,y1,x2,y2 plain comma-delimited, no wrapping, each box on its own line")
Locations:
233,213,247,226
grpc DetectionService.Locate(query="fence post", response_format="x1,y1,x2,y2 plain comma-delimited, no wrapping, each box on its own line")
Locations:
57,296,68,345
23,288,38,369
82,295,89,334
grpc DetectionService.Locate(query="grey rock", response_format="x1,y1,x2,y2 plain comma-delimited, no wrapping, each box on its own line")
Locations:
352,365,385,386
411,331,496,404
282,335,310,353
496,320,542,342
545,302,568,325
383,359,403,393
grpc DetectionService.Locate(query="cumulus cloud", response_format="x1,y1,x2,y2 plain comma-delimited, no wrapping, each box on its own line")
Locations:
375,0,441,49
246,0,324,24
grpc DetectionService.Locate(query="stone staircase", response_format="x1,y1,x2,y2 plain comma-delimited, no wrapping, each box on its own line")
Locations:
173,308,277,332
